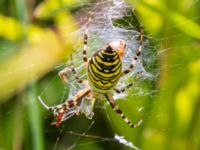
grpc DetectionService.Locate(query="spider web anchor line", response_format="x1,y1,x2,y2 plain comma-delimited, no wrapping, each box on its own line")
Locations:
69,130,141,150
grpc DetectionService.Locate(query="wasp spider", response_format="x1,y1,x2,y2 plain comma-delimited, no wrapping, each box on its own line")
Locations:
38,19,144,128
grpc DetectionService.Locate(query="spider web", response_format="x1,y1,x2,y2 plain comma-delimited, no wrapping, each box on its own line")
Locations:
38,0,157,149
64,0,154,99
34,0,197,150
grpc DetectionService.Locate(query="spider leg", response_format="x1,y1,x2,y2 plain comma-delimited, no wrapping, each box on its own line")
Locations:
54,111,64,127
59,54,87,85
114,83,133,94
121,26,144,77
105,94,142,128
115,71,143,93
72,87,92,109
38,87,91,127
70,54,88,84
38,96,66,127
54,88,93,126
58,67,72,84
82,17,91,67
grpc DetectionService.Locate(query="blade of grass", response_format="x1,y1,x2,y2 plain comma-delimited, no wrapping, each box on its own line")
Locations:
15,0,27,38
128,0,200,40
27,81,44,150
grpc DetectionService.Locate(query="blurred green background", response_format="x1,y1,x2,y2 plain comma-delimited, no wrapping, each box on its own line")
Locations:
0,0,199,150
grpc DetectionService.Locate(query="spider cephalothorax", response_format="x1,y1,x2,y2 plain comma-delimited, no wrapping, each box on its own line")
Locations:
38,19,144,128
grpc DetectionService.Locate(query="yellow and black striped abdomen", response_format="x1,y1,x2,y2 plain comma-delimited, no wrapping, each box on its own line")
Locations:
88,47,122,92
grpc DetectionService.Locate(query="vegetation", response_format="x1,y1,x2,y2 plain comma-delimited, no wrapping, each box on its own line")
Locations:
0,0,199,150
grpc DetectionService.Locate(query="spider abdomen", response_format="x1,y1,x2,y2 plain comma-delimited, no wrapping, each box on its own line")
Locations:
88,46,122,92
